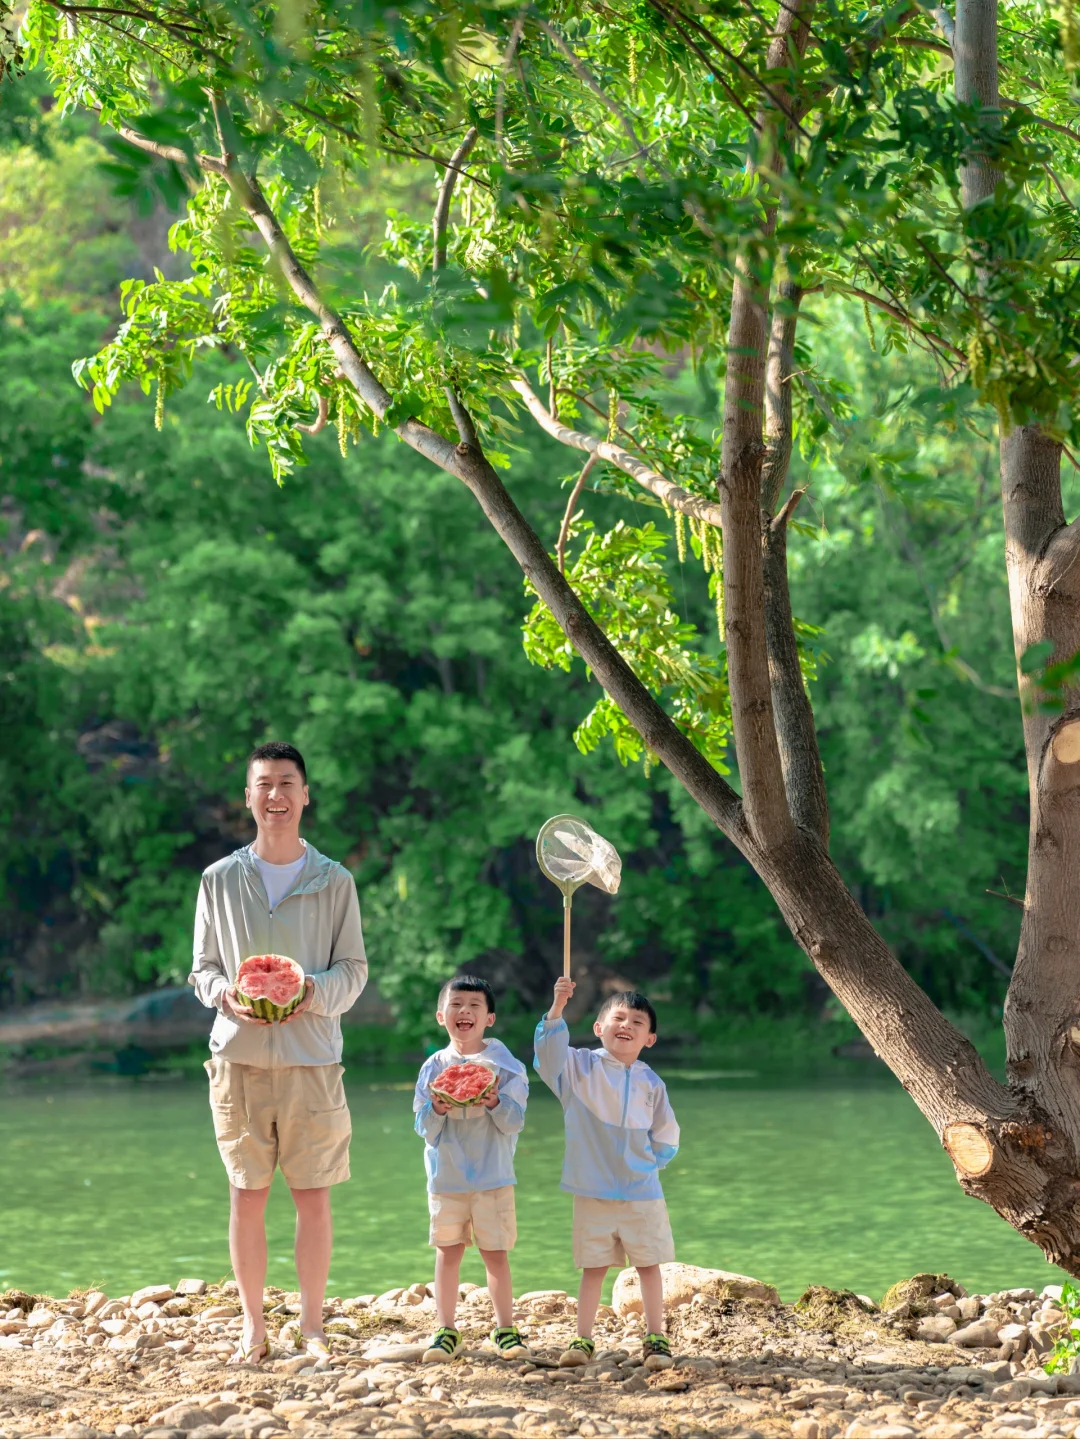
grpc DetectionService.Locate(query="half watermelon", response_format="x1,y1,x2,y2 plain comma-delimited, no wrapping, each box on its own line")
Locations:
236,953,306,1022
431,1062,497,1107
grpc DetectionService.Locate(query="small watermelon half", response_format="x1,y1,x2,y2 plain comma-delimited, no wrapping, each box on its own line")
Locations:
236,953,306,1022
431,1062,496,1107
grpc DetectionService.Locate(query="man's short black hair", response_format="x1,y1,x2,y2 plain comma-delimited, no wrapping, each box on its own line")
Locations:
438,975,496,1014
596,989,657,1034
247,741,307,785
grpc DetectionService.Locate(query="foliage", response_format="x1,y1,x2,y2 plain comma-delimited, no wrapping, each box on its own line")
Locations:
1043,1281,1076,1373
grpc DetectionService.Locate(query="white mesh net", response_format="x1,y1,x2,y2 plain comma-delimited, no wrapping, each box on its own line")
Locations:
536,815,622,896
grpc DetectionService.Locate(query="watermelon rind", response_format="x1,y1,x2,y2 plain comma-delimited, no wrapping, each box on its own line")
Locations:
236,954,306,1022
431,1062,497,1107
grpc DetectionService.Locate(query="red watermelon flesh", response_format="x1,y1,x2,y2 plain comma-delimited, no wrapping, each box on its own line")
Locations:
236,954,306,1021
432,1062,496,1106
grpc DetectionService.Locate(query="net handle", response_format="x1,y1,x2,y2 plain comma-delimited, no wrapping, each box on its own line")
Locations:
563,894,572,979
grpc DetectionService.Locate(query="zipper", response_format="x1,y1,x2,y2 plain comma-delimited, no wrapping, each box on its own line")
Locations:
621,1066,630,1127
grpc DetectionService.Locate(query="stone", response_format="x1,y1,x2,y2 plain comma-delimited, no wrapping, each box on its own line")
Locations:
989,1382,1031,1402
28,1310,58,1329
176,1281,207,1298
131,1287,175,1309
950,1321,1002,1348
917,1317,958,1343
335,1378,370,1400
518,1292,568,1305
149,1407,207,1432
198,1308,240,1324
793,1423,822,1439
360,1344,426,1363
651,1380,689,1394
611,1264,779,1316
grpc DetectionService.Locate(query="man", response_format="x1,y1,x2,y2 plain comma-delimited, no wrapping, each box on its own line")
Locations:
189,741,367,1365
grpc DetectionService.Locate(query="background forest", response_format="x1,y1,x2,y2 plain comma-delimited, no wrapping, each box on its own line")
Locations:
0,70,1034,1056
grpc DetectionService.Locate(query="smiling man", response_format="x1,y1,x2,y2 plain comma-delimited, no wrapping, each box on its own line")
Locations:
189,741,367,1366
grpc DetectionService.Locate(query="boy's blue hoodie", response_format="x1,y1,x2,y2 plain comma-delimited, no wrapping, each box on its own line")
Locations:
414,1039,528,1194
533,1016,679,1201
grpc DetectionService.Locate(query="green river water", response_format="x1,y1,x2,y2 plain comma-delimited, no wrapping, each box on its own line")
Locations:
0,1072,1065,1303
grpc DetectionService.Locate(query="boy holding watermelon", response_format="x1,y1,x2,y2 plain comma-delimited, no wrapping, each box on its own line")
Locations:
535,977,679,1371
413,976,531,1364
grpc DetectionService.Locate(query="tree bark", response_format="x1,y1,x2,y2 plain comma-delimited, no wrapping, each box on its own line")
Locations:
954,0,1001,208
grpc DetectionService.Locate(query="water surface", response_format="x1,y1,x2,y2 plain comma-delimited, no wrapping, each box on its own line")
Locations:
0,1073,1063,1302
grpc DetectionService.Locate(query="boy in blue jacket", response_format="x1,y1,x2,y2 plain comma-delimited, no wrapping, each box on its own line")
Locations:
414,976,530,1363
535,976,679,1371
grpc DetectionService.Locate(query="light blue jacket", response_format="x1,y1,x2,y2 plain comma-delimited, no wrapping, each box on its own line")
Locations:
533,1016,679,1201
413,1039,528,1194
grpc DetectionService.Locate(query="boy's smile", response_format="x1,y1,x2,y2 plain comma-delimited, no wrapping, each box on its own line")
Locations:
437,989,496,1054
594,1002,656,1066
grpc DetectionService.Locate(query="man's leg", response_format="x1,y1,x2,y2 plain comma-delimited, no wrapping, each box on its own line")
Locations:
576,1266,607,1338
290,1185,333,1340
478,1249,513,1330
433,1243,466,1329
230,1184,271,1354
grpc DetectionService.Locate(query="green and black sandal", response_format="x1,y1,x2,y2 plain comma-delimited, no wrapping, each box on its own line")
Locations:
491,1325,532,1360
422,1325,463,1364
557,1335,596,1367
642,1333,674,1371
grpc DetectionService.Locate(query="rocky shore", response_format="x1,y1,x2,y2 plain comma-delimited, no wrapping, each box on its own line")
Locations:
2,1268,1077,1439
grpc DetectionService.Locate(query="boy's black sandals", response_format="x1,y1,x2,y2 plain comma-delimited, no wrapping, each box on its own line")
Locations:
422,1326,463,1364
490,1325,531,1359
557,1335,596,1366
642,1333,674,1370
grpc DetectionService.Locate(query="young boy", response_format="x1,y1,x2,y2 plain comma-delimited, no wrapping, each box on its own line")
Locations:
414,976,531,1363
534,977,679,1371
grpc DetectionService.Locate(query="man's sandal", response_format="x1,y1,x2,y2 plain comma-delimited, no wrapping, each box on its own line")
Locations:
302,1334,333,1363
228,1336,271,1366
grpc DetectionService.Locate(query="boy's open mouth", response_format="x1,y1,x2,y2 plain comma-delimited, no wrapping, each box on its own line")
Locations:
454,1017,475,1029
266,806,289,814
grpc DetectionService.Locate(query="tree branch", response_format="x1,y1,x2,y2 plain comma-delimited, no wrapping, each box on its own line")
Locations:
762,493,830,844
761,278,802,517
433,126,479,273
511,374,726,528
296,393,329,435
557,455,597,573
718,0,816,852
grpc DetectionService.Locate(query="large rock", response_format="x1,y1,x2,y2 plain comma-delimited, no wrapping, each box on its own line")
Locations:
612,1262,779,1316
917,1314,958,1343
950,1319,1003,1347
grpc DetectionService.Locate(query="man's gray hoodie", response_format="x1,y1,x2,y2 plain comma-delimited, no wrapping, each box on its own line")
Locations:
189,841,367,1068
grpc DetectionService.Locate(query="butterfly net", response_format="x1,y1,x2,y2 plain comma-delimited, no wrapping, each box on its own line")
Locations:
536,815,622,896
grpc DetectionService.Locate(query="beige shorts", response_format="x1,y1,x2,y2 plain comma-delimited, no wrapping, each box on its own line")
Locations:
428,1185,517,1251
572,1195,675,1269
205,1058,351,1190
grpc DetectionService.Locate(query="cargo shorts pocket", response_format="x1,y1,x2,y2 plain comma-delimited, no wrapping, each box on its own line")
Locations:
301,1063,348,1116
205,1058,245,1141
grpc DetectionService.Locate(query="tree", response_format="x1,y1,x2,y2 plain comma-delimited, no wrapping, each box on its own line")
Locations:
14,0,1080,1265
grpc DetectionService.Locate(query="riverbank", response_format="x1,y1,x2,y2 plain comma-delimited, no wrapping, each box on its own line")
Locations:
1,1269,1076,1439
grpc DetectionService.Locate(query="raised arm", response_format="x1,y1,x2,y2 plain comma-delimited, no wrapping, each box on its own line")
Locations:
306,871,368,1017
650,1081,680,1170
534,976,576,1096
188,877,230,1011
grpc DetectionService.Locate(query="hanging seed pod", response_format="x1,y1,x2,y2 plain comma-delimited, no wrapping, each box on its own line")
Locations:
862,297,877,352
675,509,686,563
608,388,619,440
154,375,165,431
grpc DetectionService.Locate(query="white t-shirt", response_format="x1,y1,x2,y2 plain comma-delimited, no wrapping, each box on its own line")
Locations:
253,850,307,912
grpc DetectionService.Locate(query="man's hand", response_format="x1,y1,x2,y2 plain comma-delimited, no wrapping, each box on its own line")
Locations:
480,1076,500,1109
431,1093,452,1115
223,988,271,1026
547,976,576,1021
279,978,315,1025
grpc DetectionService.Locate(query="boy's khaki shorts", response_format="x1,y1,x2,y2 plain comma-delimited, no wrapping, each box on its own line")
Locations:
205,1058,351,1190
572,1195,675,1269
428,1185,517,1251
